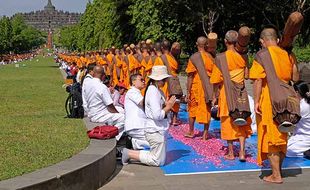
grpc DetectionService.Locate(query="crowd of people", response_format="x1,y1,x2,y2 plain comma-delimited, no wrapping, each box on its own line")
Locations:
57,26,310,184
0,52,38,65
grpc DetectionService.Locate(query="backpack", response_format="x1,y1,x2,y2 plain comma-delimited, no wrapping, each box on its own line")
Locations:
65,82,84,118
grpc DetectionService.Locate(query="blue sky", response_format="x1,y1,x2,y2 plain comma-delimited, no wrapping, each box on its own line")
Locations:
0,0,88,17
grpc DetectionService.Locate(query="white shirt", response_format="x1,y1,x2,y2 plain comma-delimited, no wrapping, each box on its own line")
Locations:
82,74,93,115
111,89,122,107
124,86,146,132
293,98,310,139
83,77,113,122
144,85,169,133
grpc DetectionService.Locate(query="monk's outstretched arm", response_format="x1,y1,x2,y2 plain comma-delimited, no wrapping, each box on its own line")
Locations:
253,79,262,114
187,73,194,99
290,53,299,82
212,83,221,106
292,63,299,82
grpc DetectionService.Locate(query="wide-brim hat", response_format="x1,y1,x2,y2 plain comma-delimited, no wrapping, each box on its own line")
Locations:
148,65,171,81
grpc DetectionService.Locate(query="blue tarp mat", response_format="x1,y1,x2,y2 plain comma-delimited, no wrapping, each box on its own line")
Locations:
161,104,310,175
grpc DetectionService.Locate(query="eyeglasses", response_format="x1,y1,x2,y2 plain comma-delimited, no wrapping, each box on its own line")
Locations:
136,78,145,82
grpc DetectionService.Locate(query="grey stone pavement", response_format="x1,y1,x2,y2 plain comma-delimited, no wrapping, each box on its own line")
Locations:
100,73,310,190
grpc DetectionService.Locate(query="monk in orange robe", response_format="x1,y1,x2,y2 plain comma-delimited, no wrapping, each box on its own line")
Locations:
210,30,252,161
185,37,214,140
154,40,181,125
125,47,140,76
249,28,299,184
139,44,150,78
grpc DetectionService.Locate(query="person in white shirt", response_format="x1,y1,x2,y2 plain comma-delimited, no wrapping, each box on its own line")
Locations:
287,81,310,157
83,65,124,140
125,74,149,150
122,65,176,166
82,63,96,116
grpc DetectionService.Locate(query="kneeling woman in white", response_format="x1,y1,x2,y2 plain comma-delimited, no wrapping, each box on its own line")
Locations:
122,65,176,166
287,81,310,157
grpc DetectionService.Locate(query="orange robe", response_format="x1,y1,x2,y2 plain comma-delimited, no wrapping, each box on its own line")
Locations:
121,55,130,88
153,53,180,113
210,50,252,141
249,46,294,165
106,53,114,76
127,54,140,75
186,52,214,124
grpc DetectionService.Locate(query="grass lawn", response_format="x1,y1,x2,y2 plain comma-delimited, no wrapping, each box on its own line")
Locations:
0,56,89,181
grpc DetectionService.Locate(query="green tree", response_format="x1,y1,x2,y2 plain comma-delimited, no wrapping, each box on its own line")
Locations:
93,0,122,48
59,25,79,51
127,0,163,41
0,16,12,54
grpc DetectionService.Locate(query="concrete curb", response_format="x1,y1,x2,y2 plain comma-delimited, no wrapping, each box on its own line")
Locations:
0,118,116,190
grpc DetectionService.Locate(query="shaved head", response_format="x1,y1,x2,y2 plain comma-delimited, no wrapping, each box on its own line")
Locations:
154,42,161,52
94,65,104,75
225,30,238,44
197,36,208,48
260,28,278,41
161,39,171,51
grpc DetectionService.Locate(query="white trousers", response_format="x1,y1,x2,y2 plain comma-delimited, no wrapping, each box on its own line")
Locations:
92,113,125,141
287,135,310,157
139,132,166,166
127,129,150,150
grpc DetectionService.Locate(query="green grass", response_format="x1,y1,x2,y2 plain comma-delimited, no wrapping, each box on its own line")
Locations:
0,56,89,181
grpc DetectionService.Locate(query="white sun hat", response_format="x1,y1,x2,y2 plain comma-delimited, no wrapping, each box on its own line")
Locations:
148,65,171,81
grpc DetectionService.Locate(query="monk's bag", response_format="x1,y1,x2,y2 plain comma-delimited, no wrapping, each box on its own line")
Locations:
255,49,301,133
87,125,119,139
215,53,251,126
189,52,214,106
160,55,183,99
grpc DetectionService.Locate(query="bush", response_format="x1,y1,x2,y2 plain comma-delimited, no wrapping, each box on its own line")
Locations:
293,45,310,63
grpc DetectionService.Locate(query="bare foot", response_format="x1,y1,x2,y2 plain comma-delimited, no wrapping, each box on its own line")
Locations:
184,132,195,138
201,131,208,141
263,175,283,184
224,154,235,160
239,151,246,162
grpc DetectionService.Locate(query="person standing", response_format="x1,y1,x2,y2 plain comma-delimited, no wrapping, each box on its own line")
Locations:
185,36,215,140
210,30,252,161
249,27,299,183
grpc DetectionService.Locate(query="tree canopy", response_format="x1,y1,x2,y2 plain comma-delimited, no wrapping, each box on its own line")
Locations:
58,0,310,52
0,15,45,54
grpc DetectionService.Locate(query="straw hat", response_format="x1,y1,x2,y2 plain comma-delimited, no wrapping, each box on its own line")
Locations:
148,65,171,81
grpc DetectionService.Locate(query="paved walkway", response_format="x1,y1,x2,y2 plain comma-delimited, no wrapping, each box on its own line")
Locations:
101,162,310,190
99,73,310,190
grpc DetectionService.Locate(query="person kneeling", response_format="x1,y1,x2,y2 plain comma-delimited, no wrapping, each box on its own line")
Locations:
122,66,176,166
124,74,149,150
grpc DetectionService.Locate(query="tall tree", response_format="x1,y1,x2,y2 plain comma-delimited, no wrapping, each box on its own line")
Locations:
0,16,12,54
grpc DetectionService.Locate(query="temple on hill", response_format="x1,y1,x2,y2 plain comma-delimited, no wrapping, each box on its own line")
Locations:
17,0,81,31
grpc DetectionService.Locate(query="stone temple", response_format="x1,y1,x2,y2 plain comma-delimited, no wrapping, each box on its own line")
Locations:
17,0,81,31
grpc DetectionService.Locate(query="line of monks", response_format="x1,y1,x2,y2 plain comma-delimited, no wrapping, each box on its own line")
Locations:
58,40,182,124
57,27,299,184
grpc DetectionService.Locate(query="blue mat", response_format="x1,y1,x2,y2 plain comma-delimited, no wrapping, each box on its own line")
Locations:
161,104,310,176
